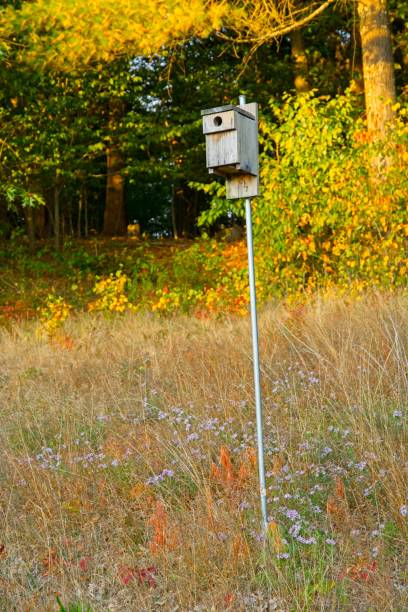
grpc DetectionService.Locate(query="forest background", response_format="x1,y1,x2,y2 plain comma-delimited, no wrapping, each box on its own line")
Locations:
0,0,407,319
0,3,407,611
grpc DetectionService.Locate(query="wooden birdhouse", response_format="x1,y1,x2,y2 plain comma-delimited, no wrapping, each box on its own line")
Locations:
201,102,259,199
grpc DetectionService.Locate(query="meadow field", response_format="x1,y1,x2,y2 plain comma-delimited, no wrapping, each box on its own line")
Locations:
0,291,407,611
1,0,407,609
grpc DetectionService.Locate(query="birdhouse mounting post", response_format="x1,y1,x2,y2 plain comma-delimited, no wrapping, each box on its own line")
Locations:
201,94,268,530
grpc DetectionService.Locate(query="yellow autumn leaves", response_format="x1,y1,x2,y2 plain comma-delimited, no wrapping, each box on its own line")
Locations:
88,271,137,314
2,0,332,68
2,0,234,68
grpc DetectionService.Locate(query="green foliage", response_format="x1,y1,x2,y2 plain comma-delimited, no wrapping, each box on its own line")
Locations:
56,596,92,612
0,0,407,305
65,247,107,274
197,91,408,296
0,183,44,211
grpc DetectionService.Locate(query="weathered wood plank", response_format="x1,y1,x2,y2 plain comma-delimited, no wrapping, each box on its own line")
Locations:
203,110,236,135
206,130,239,168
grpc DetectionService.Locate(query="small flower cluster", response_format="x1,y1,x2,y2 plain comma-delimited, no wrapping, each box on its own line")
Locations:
146,469,175,485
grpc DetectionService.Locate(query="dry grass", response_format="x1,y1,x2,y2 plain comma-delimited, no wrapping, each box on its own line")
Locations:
0,292,407,611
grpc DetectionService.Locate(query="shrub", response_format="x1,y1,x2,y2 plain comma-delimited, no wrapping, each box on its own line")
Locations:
37,294,72,337
195,91,408,298
88,270,136,314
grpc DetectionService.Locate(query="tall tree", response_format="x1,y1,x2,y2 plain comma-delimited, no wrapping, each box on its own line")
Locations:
289,28,310,92
357,0,397,138
104,145,126,235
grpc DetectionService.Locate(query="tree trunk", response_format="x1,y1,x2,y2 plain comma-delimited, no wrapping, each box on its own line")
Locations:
34,205,46,239
77,186,83,238
54,185,60,250
290,28,310,93
62,208,66,242
357,0,396,139
84,186,89,237
103,146,127,235
171,184,178,239
25,207,35,251
68,201,74,236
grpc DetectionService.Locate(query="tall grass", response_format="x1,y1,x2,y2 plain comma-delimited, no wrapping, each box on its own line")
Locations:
0,292,407,610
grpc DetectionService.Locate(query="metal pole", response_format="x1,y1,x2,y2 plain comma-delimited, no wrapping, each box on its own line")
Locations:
238,94,268,530
244,196,268,530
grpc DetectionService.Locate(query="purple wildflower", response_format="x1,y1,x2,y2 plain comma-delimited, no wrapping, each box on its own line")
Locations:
276,552,290,559
285,509,300,521
297,535,316,545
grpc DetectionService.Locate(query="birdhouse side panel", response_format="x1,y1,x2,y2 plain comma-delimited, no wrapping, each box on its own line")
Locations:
237,114,258,176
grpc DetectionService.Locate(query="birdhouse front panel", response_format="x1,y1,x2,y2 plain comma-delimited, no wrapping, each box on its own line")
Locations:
206,129,239,170
201,102,259,198
202,109,236,135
